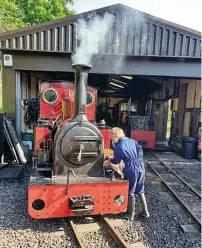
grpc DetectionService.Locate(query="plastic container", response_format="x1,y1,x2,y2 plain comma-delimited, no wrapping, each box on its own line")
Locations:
22,132,34,150
181,136,197,159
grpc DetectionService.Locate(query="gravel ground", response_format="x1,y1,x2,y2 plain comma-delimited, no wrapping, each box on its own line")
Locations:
0,151,201,248
165,162,201,192
108,169,201,248
0,168,78,248
70,217,119,248
146,152,201,225
147,151,199,163
81,229,119,248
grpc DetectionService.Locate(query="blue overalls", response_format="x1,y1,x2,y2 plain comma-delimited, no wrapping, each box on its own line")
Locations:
111,137,145,198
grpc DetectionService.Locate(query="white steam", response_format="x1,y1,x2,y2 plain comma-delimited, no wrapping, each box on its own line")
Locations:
71,10,148,74
72,13,115,65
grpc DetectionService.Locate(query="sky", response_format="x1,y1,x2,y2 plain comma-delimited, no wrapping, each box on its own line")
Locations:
68,0,202,31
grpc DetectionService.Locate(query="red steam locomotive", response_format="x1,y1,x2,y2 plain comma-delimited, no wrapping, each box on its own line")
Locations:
28,64,129,219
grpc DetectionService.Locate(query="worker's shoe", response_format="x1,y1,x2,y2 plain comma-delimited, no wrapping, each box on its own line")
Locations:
139,193,150,218
123,197,135,221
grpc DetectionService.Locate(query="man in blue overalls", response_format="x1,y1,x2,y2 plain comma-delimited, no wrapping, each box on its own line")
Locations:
107,127,150,221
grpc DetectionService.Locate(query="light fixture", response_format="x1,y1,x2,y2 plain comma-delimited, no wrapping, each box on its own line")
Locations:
110,82,124,88
121,75,133,80
111,78,127,85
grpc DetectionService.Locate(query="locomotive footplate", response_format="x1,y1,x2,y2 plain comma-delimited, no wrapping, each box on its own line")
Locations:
69,195,94,215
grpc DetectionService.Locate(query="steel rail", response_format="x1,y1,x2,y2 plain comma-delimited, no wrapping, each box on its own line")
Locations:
149,151,201,199
101,216,129,248
69,220,86,248
68,216,131,248
146,161,201,230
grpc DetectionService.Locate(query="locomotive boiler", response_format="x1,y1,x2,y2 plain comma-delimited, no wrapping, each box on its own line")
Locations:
28,64,129,219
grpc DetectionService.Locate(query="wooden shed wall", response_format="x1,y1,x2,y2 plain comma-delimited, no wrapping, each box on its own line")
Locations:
170,79,201,139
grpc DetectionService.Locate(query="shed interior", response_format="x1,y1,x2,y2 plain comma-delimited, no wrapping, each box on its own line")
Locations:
18,69,201,155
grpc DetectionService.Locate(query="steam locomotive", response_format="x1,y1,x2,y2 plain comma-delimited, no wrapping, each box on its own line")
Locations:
28,64,129,219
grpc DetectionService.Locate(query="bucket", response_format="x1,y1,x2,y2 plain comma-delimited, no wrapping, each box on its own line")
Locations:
22,132,34,150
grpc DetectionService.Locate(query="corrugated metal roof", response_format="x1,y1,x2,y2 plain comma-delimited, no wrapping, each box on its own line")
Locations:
0,4,201,58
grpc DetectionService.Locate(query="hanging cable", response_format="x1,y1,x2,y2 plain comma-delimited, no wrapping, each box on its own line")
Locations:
23,98,39,128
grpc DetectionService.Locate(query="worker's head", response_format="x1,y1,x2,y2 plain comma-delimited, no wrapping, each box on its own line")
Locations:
110,127,125,143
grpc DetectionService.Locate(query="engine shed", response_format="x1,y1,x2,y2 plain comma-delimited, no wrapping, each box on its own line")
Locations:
0,3,201,160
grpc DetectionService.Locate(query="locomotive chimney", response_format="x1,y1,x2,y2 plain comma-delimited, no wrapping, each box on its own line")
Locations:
72,64,92,121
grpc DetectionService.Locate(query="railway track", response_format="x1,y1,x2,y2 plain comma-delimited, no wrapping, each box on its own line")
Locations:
67,216,145,248
146,151,201,230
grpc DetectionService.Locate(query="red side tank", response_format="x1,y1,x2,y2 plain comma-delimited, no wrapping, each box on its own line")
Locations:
34,126,51,155
62,89,74,121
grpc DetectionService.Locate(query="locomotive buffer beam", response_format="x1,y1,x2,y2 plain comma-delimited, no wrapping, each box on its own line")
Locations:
69,195,94,216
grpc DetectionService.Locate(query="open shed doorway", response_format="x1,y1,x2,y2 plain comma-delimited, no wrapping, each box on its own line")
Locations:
153,100,169,142
152,99,172,142
18,70,173,152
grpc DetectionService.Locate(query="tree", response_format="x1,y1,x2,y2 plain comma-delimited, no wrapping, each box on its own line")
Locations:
0,0,75,92
16,0,75,26
0,0,75,32
0,0,25,89
0,0,24,32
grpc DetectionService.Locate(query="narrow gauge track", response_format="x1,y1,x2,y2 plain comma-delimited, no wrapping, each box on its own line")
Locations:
146,151,201,230
67,216,144,248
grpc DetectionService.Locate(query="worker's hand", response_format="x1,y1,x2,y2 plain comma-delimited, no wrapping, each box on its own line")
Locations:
110,163,118,173
110,163,124,179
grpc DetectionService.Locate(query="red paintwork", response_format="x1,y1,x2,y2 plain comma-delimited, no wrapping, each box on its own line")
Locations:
99,129,110,149
40,82,73,119
131,130,156,149
34,126,51,155
28,182,128,219
62,94,74,121
39,81,96,121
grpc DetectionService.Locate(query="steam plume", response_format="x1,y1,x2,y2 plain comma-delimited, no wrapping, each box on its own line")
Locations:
72,12,115,65
71,9,148,75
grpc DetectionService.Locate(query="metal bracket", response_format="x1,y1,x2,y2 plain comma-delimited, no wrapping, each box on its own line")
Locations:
69,195,94,215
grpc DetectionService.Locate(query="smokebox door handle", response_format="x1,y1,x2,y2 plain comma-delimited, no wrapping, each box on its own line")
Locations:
77,144,84,161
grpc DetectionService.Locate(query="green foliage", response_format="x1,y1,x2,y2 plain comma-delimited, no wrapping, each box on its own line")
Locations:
0,0,75,101
0,0,75,33
17,0,75,26
0,0,24,32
